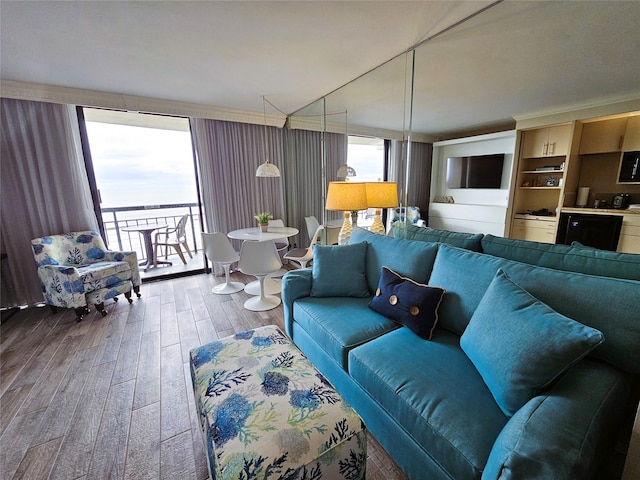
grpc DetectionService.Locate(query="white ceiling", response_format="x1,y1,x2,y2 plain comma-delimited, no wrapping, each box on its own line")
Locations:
1,1,639,137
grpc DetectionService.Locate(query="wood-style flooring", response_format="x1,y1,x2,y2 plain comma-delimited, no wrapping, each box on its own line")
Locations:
0,270,409,480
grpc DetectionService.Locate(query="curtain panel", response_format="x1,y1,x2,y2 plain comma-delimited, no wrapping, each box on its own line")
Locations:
190,118,285,254
282,129,345,246
1,98,99,307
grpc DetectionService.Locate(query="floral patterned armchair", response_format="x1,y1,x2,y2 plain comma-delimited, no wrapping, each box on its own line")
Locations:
31,230,141,322
390,206,427,227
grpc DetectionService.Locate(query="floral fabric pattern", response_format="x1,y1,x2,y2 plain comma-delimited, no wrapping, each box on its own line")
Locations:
31,230,140,309
190,325,367,480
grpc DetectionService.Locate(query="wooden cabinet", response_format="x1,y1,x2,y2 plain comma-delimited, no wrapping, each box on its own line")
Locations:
617,214,640,254
511,217,557,243
510,124,574,243
622,115,640,152
579,118,627,154
521,124,572,158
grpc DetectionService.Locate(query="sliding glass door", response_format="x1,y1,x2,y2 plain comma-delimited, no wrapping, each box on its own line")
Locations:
79,108,204,279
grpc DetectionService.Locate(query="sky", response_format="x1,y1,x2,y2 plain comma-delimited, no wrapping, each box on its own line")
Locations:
86,122,198,208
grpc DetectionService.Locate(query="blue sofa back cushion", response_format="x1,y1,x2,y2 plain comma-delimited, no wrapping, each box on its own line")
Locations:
310,242,369,297
460,269,604,417
349,228,439,294
481,233,640,281
392,222,484,251
430,244,640,373
368,266,445,340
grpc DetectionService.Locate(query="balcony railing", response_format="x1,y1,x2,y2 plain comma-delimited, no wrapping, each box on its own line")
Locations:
101,203,201,263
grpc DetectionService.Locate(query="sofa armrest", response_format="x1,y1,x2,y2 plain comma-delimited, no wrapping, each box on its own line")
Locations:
483,359,629,480
103,250,141,287
281,269,312,338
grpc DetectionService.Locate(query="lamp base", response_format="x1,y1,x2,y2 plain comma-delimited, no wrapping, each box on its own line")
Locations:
338,212,352,245
370,209,385,234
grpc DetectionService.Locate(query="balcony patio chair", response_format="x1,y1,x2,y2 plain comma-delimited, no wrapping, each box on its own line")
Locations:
238,240,282,311
31,230,141,322
202,232,244,294
283,225,324,269
154,213,193,266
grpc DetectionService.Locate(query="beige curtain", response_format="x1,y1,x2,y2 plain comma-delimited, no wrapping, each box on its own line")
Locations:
190,118,285,252
1,98,99,307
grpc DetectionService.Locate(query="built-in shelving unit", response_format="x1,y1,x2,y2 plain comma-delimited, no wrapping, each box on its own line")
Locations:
508,110,640,252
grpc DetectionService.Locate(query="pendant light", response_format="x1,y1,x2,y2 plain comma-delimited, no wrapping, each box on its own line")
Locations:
256,96,281,177
336,110,356,179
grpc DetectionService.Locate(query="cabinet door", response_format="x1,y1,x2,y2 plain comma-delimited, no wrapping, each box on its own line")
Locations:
579,118,627,154
622,116,640,152
521,128,550,158
617,215,640,254
511,219,557,243
521,124,572,158
546,124,572,157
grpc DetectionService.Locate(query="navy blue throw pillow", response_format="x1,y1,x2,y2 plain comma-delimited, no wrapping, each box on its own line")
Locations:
369,266,445,340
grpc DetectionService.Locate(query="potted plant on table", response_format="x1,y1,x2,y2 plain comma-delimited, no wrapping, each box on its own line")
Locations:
254,212,272,232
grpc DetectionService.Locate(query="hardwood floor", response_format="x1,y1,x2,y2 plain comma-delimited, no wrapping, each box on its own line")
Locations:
0,271,408,480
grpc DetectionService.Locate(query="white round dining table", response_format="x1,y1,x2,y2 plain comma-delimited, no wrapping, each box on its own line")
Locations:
227,226,299,296
227,226,299,241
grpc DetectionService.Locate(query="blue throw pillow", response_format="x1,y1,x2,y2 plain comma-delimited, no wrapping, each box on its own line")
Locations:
369,266,445,340
460,269,604,417
310,242,369,297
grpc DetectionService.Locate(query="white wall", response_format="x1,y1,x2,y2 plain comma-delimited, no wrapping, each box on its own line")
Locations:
430,131,516,236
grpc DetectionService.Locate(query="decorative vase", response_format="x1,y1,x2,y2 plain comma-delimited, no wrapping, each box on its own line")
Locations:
259,223,268,232
338,212,352,245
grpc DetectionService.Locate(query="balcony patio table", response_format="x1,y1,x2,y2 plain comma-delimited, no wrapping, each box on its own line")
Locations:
122,223,171,271
227,226,299,295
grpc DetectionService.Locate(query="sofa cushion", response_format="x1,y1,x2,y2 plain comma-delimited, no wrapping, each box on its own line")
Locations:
293,296,399,369
460,270,604,416
311,242,369,297
349,228,439,294
349,327,508,480
392,223,484,251
484,358,629,479
481,233,640,281
429,244,640,374
369,266,445,340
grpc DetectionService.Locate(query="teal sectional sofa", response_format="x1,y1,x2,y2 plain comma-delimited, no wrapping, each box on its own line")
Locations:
281,226,640,479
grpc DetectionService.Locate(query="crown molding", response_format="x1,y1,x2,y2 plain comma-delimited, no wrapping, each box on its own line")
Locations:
1,80,440,142
514,94,640,130
0,80,287,128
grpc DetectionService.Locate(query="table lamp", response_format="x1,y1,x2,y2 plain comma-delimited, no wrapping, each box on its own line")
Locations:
325,181,368,244
366,181,399,234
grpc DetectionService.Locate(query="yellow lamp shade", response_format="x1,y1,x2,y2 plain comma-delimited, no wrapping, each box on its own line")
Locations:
325,182,368,211
365,182,398,208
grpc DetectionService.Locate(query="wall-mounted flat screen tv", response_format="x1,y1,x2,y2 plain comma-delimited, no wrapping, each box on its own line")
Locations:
446,154,505,189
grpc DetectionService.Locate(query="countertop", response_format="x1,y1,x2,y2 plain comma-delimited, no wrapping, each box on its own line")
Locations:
561,207,640,215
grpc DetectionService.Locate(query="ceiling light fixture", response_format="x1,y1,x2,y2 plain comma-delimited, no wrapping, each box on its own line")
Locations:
256,96,281,177
336,110,356,180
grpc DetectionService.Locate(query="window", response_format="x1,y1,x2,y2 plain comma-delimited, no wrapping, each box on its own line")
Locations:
347,136,385,182
346,136,386,226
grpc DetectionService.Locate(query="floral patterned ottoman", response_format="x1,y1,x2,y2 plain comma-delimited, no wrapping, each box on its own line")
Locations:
189,325,367,480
